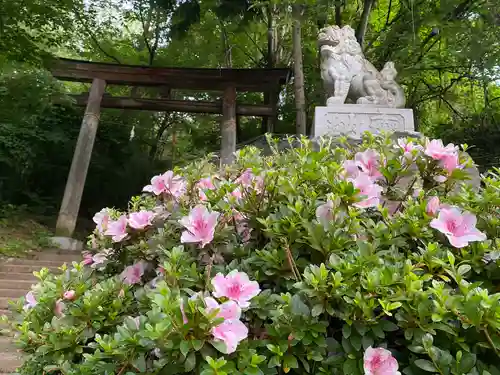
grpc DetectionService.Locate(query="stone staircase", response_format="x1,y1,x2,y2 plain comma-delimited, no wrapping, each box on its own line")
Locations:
0,250,83,374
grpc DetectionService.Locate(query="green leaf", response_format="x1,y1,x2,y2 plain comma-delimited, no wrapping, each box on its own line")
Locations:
414,359,438,372
211,340,228,354
268,355,281,368
404,328,414,341
291,295,310,317
185,352,197,372
372,325,385,339
283,354,299,372
246,368,264,375
43,366,60,373
422,334,434,351
192,339,204,351
132,355,147,372
343,358,359,375
350,334,362,351
180,340,191,357
354,322,368,336
459,353,476,373
342,324,352,339
408,346,425,354
362,335,374,350
457,264,471,276
381,320,399,332
300,357,311,373
447,251,455,266
312,304,324,317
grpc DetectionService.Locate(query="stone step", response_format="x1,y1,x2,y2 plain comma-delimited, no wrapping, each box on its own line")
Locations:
0,336,18,352
0,264,60,274
24,249,83,263
0,272,38,281
2,259,74,268
0,298,16,310
0,289,26,299
0,355,21,373
0,280,36,292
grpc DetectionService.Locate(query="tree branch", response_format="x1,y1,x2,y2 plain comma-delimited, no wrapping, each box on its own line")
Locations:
149,9,162,66
137,1,153,62
356,0,375,48
243,29,266,58
385,0,393,27
73,7,122,64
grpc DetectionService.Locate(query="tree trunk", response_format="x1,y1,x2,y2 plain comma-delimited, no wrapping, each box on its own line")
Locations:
261,3,277,134
335,0,342,26
292,4,307,135
356,0,374,49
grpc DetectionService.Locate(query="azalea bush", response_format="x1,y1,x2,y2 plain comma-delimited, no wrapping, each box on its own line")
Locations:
5,134,500,375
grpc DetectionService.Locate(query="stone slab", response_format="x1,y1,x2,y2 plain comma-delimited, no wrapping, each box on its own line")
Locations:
49,236,84,251
313,105,416,139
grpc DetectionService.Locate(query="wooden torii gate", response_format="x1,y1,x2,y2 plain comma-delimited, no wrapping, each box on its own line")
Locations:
50,59,291,238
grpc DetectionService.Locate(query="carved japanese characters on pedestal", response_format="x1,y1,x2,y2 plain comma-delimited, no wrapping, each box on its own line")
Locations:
318,25,406,108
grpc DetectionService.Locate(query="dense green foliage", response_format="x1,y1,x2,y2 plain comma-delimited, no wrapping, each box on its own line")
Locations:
5,134,500,374
0,64,166,218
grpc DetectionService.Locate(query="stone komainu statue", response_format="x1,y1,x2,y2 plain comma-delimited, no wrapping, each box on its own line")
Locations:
318,25,406,108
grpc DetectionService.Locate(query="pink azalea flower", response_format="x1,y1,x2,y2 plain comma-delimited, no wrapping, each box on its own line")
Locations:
231,188,243,199
226,187,243,204
23,291,37,310
204,297,242,320
143,174,167,195
197,177,216,201
82,252,94,266
105,215,128,242
121,262,145,285
212,319,248,354
211,270,261,308
63,290,76,301
235,169,254,187
426,196,440,216
343,160,361,179
364,346,401,375
91,252,108,269
197,177,215,190
235,169,265,193
128,210,155,230
179,205,220,248
430,207,487,248
424,139,458,161
93,208,110,233
355,149,383,180
441,153,461,174
254,176,265,194
395,138,422,159
434,175,448,183
316,201,334,228
350,173,383,208
143,171,186,198
55,299,65,317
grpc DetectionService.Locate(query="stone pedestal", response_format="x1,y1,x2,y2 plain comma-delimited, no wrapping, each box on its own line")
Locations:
50,236,84,251
313,105,416,139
